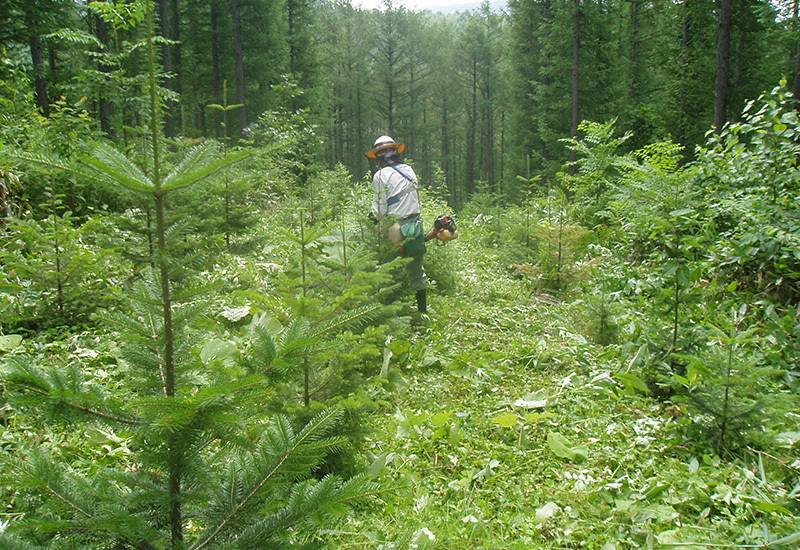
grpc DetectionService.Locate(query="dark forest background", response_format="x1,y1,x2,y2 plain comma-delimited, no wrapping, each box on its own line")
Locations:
4,0,797,207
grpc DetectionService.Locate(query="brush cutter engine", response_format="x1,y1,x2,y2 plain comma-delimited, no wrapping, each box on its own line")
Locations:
426,215,458,242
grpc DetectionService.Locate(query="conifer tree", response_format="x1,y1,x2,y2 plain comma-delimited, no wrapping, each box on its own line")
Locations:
0,2,379,547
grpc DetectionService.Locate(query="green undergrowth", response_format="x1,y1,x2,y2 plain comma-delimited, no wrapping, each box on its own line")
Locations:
327,238,800,550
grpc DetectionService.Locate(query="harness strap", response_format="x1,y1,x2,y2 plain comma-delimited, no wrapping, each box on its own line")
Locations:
385,165,417,206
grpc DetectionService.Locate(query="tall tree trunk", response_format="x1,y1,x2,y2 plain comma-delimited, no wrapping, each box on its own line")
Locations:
630,0,639,100
678,13,689,146
387,78,395,136
357,85,364,177
541,0,552,187
95,8,116,139
441,94,449,193
570,0,580,173
158,0,175,138
29,34,49,118
486,82,494,192
288,0,298,75
467,59,478,196
793,0,800,110
170,0,182,133
409,64,416,156
713,0,733,134
211,1,222,139
231,0,248,136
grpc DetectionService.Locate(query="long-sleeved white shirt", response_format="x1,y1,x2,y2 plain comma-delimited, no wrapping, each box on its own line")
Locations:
371,163,421,219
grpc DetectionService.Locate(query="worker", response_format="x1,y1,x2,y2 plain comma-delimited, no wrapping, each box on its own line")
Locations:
366,135,427,314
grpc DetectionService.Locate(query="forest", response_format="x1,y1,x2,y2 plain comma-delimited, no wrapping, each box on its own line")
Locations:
1,0,800,548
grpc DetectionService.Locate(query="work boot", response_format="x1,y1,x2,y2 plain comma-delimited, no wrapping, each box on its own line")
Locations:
416,289,427,313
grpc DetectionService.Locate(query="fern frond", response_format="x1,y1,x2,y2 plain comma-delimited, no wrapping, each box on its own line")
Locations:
46,29,104,48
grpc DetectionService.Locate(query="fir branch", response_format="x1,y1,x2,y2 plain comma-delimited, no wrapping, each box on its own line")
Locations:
162,149,251,192
0,451,94,519
162,140,220,187
190,408,345,550
7,151,74,174
0,357,140,426
310,303,384,339
79,143,153,193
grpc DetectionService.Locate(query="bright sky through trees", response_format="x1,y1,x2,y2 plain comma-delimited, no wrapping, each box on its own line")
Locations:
354,0,485,11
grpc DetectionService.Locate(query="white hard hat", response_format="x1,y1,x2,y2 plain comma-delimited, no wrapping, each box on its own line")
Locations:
366,135,406,159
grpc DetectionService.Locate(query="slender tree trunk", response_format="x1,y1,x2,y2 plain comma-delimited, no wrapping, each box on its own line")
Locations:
231,0,248,136
158,0,175,138
48,46,56,73
145,2,182,544
388,79,395,136
29,34,49,118
678,14,689,146
541,0,552,187
713,0,733,134
467,59,478,196
793,0,800,110
409,64,416,155
288,0,297,75
732,7,744,123
441,94,451,201
630,0,639,100
570,0,580,174
170,0,182,133
95,7,116,138
211,2,222,139
356,85,364,177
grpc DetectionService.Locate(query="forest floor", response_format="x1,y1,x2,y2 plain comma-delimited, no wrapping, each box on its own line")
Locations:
328,241,800,550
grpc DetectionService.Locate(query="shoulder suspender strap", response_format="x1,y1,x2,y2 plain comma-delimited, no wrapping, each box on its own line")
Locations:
390,165,414,181
385,165,418,206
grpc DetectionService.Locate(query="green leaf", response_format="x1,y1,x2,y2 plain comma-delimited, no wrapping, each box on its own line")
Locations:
670,207,693,218
547,432,588,462
492,413,518,428
523,412,555,423
0,335,23,351
386,339,410,356
755,501,791,514
0,283,23,294
430,411,453,427
769,531,800,548
200,339,239,364
616,372,649,394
